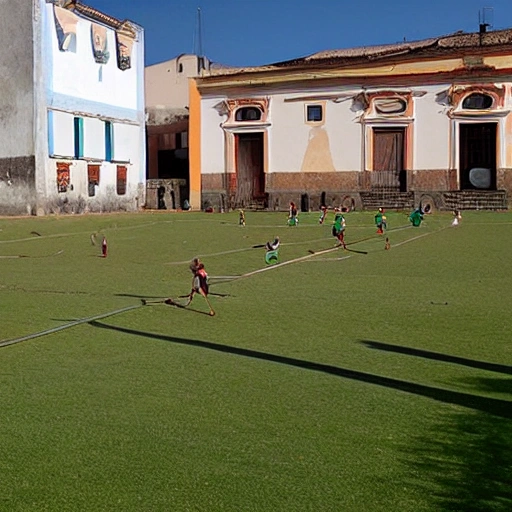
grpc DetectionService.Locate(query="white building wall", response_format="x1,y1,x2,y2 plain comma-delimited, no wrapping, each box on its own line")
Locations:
413,85,451,170
201,97,226,174
49,11,138,111
36,1,146,212
268,96,311,172
269,90,363,172
113,123,141,163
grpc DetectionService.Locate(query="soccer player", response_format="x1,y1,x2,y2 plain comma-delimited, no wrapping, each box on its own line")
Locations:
332,209,346,248
375,207,387,234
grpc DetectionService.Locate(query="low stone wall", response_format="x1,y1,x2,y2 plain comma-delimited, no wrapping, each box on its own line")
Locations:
201,169,511,211
0,156,36,215
146,179,187,210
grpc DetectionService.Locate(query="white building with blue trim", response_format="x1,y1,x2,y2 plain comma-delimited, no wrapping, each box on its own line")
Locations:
0,0,145,215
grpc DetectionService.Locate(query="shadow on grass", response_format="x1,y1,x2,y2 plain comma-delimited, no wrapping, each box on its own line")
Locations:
88,321,512,419
361,340,512,509
360,340,512,375
114,293,167,299
403,386,512,511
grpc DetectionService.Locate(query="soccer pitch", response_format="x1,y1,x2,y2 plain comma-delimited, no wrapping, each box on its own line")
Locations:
1,210,511,511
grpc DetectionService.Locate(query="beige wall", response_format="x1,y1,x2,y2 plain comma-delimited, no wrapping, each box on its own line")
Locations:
145,54,210,109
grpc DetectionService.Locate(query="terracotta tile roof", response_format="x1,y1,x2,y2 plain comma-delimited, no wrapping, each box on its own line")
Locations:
66,1,139,35
205,28,512,77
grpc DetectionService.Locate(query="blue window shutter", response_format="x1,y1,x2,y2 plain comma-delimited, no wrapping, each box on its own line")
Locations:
48,111,54,156
105,121,112,161
74,117,83,158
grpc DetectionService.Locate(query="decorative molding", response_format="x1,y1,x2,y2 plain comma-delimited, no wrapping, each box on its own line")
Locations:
445,83,506,117
216,97,270,127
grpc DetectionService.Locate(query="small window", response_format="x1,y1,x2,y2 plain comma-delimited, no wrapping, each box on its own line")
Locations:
116,165,127,195
178,63,184,73
74,117,83,159
462,93,493,110
235,107,262,122
88,165,100,197
307,105,323,122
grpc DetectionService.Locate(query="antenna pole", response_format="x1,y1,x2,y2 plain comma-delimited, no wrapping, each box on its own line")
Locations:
197,7,203,58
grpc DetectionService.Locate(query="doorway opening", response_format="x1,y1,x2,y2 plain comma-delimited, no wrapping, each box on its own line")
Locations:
235,132,265,206
459,123,496,190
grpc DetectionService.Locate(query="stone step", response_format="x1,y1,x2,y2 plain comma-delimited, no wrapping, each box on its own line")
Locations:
442,191,508,210
360,192,415,211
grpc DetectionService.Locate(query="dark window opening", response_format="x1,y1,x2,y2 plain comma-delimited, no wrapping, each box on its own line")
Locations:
307,105,323,122
462,93,493,110
157,186,166,209
88,165,100,197
178,63,183,73
157,149,189,181
235,107,262,122
459,123,496,190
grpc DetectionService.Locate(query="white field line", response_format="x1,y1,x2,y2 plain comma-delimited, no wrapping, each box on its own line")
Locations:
391,225,449,248
0,304,141,349
164,237,333,265
239,246,348,279
301,256,352,262
0,220,170,245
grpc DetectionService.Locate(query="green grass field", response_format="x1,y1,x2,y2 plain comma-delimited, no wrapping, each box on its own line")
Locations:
1,209,511,511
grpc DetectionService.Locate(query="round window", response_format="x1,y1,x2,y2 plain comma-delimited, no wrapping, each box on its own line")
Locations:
462,93,493,110
235,107,262,121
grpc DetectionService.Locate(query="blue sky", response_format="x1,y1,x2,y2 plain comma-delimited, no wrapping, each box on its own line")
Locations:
89,0,512,67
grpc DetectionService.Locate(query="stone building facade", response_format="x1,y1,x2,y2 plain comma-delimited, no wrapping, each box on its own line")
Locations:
190,28,512,212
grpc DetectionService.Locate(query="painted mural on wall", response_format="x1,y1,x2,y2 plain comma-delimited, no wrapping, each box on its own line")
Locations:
116,31,133,71
53,5,78,51
91,23,109,64
56,162,71,193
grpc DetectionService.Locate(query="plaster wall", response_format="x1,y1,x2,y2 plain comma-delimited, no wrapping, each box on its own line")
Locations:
269,90,362,172
413,85,451,170
0,0,35,158
146,55,208,109
46,3,139,114
200,97,226,174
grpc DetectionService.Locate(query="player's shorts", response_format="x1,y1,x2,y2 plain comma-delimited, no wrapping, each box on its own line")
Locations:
193,275,209,295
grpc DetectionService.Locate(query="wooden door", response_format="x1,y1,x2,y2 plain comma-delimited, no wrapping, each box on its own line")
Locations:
372,128,405,190
235,133,264,205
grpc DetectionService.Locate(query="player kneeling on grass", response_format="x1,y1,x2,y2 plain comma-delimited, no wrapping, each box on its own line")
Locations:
409,207,424,227
265,236,280,264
